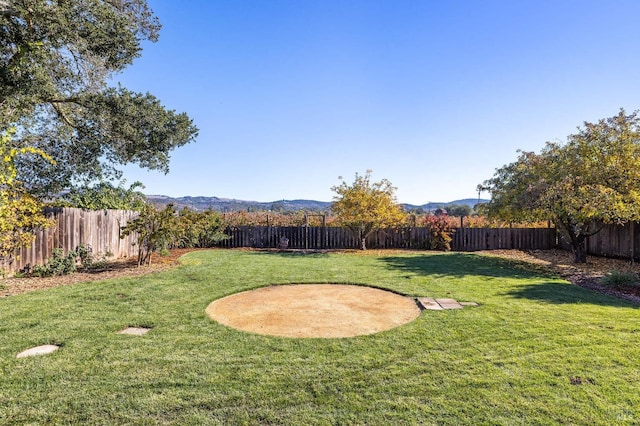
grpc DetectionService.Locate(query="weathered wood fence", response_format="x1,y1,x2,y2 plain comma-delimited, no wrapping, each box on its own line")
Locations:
2,208,139,274
9,208,640,275
218,226,558,251
453,227,558,251
558,222,640,260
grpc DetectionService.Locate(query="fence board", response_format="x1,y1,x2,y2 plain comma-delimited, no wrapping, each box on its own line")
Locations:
1,208,139,274
585,222,635,259
218,226,556,252
2,209,570,275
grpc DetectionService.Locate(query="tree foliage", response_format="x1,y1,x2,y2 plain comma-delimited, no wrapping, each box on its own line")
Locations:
423,215,453,251
120,205,228,266
219,210,334,227
482,109,640,262
0,129,53,264
446,204,472,217
174,208,228,249
53,180,147,211
331,170,405,250
1,0,198,195
120,204,178,266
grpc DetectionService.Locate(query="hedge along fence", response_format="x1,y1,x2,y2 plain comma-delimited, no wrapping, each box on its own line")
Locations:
1,208,139,274
218,226,559,251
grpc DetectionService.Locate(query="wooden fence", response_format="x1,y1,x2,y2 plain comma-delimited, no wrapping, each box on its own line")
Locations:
25,207,640,274
557,222,640,260
218,226,558,251
452,227,558,251
2,208,139,274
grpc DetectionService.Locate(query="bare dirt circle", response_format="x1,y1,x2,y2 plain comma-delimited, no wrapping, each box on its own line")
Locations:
205,284,422,338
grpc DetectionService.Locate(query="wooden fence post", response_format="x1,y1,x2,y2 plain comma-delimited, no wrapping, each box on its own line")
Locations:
631,221,635,264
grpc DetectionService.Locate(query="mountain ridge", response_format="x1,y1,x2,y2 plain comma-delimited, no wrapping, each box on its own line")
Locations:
146,195,488,212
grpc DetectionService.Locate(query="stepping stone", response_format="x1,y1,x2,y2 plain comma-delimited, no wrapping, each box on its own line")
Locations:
435,298,464,309
417,297,444,310
17,344,60,358
118,327,151,336
459,301,479,307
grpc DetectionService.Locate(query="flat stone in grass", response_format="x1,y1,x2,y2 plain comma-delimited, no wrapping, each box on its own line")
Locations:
435,298,464,309
118,327,151,336
417,297,444,310
16,344,60,358
418,297,479,310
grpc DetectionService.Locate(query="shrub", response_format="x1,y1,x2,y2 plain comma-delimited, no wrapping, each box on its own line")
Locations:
175,208,229,248
600,270,639,287
30,245,101,277
423,215,453,251
80,247,112,271
32,248,78,277
120,204,179,266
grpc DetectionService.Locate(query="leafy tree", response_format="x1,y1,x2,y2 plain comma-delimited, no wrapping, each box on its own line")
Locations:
120,205,229,266
0,129,53,265
175,208,228,248
120,204,178,266
423,215,453,251
482,109,640,263
331,170,405,250
446,204,472,217
269,201,287,213
53,180,147,211
1,0,198,196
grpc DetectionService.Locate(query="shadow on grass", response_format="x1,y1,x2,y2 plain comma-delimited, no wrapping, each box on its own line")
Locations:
379,252,556,280
247,249,331,258
382,253,638,307
503,282,639,307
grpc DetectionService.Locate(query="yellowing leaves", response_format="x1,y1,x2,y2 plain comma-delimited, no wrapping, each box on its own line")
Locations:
331,170,405,250
482,109,640,262
0,130,54,262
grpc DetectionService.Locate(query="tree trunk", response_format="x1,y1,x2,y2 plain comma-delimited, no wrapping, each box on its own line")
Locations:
572,237,587,263
359,226,371,250
559,219,588,263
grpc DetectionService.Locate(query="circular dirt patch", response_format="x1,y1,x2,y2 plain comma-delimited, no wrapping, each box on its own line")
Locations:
205,284,421,338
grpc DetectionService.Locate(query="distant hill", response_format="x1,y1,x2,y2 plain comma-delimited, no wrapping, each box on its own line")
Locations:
146,195,488,212
146,195,332,212
403,198,488,213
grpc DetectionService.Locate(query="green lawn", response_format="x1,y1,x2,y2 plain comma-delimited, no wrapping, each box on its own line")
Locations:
0,249,638,424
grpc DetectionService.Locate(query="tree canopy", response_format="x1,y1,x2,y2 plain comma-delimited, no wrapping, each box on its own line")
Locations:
482,109,640,262
53,180,147,211
446,204,472,217
331,170,405,250
1,0,198,195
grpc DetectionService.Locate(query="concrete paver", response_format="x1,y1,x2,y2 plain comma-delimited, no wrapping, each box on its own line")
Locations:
118,327,151,336
417,297,444,310
435,298,464,309
418,297,478,310
17,344,60,358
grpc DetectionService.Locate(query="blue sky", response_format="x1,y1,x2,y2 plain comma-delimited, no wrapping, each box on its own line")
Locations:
117,0,640,204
